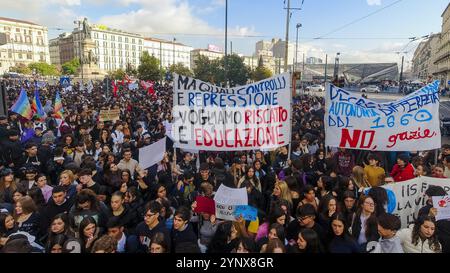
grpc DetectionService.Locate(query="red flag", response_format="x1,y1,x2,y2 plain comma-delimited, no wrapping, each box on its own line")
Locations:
112,80,118,97
140,80,155,95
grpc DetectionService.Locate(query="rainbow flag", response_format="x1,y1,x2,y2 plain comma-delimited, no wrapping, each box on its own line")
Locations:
54,91,64,119
10,88,33,120
31,88,46,120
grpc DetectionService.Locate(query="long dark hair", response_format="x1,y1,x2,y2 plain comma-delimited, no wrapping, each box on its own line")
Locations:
298,228,323,253
79,216,97,247
207,221,234,253
367,187,388,217
412,216,441,252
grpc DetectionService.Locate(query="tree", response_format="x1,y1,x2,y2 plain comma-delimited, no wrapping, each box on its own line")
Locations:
137,51,163,81
28,62,59,76
126,63,138,77
193,55,221,84
9,63,31,74
109,68,126,80
221,54,250,87
168,63,193,77
61,58,80,75
251,55,272,81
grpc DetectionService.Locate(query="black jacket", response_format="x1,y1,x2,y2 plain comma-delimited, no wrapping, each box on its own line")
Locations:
349,212,379,247
40,198,74,232
135,220,171,253
106,205,138,233
171,223,197,253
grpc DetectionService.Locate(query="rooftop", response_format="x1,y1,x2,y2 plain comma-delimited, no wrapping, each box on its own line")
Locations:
0,16,41,26
144,37,189,47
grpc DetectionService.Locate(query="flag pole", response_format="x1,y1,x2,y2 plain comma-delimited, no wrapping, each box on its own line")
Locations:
288,71,293,161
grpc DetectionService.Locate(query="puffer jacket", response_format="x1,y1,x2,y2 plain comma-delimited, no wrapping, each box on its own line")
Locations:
390,163,415,182
398,224,441,253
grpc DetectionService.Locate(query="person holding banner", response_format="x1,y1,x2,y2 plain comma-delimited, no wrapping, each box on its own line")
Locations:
390,154,415,182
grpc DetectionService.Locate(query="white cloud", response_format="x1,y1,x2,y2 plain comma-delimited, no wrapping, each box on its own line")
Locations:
98,0,258,37
367,0,381,6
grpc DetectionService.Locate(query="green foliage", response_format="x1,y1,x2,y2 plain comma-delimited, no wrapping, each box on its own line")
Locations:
9,63,31,74
251,56,273,81
28,62,59,76
193,55,221,84
126,63,138,77
194,54,250,86
137,51,163,81
168,63,193,77
221,54,250,86
108,68,126,80
61,58,80,75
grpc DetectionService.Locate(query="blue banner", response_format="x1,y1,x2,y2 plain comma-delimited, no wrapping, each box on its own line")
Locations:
60,76,71,88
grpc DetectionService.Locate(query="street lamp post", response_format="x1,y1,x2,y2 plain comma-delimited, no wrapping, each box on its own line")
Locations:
224,0,228,87
172,37,176,67
295,23,302,72
284,0,290,72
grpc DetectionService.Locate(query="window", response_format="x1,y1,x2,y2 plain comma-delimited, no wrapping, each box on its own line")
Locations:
39,53,44,61
112,43,115,48
38,31,41,35
132,45,135,50
18,53,22,59
125,44,129,50
16,28,20,32
118,44,122,49
27,53,32,59
118,37,122,42
125,37,128,43
8,51,12,58
111,35,115,41
25,36,31,44
132,38,135,44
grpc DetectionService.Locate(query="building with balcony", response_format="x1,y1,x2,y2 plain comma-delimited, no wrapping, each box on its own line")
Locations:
0,17,50,74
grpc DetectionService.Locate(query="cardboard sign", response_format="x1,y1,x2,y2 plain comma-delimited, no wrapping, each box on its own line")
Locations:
99,109,121,122
214,184,248,205
138,137,166,169
432,196,450,221
234,205,257,221
194,196,216,215
215,203,237,221
214,184,248,221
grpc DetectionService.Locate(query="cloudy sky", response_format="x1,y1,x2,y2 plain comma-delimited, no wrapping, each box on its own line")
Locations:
1,0,448,68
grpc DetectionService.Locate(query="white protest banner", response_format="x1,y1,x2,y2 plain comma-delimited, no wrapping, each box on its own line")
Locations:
369,177,450,227
172,73,292,151
214,184,248,221
138,137,166,169
325,81,441,151
128,82,139,90
432,196,450,221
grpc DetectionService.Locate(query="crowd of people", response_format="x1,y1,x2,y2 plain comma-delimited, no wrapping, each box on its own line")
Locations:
0,77,449,253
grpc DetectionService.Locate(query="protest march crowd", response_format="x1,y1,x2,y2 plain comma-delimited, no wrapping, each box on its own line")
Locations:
0,76,449,254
